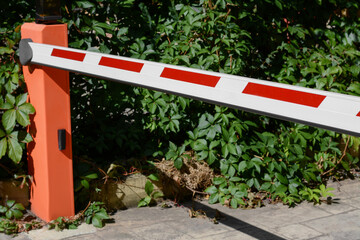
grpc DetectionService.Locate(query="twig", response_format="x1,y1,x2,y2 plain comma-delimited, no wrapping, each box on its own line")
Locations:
79,201,92,215
208,0,214,10
64,5,70,16
321,136,350,176
76,157,110,183
254,155,264,160
0,163,12,174
223,8,231,19
186,186,208,195
71,201,92,221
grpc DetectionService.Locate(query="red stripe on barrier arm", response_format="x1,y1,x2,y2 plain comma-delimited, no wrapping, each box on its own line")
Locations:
161,68,220,87
242,82,326,108
51,49,86,61
357,111,360,117
99,57,144,72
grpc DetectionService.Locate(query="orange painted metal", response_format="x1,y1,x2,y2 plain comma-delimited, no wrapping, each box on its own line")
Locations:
21,23,74,221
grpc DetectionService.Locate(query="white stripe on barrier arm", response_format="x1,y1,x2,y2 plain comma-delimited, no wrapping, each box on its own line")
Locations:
20,39,360,137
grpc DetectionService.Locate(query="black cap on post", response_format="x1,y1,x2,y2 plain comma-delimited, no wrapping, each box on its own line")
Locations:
35,0,62,24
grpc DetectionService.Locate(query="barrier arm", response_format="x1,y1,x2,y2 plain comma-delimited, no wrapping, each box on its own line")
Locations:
20,39,360,137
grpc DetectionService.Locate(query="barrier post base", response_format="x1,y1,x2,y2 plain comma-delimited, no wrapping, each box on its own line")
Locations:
21,22,74,222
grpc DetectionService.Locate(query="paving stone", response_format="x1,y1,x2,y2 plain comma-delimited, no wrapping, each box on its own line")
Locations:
311,231,360,240
159,203,288,240
341,196,360,209
1,233,31,240
314,200,356,215
303,209,360,239
328,179,360,199
310,234,336,240
275,223,323,240
229,226,287,240
330,230,360,240
127,222,190,240
198,226,287,240
95,224,143,240
25,223,96,240
0,233,15,240
249,202,331,228
111,207,191,231
16,180,360,240
181,200,277,229
114,207,187,223
166,218,233,239
193,229,258,240
14,234,32,240
65,234,103,240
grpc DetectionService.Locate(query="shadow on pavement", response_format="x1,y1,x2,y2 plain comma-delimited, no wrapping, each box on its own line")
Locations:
183,201,286,240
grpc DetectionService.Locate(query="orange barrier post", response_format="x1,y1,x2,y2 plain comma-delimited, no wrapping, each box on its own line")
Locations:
21,22,74,221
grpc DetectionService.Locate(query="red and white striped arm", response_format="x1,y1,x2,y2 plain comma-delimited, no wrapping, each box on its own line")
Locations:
20,39,360,137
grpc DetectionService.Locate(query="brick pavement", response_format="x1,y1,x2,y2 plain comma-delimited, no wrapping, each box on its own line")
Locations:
3,179,360,240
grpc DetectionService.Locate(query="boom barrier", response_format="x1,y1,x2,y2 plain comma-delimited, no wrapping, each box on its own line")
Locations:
20,38,360,137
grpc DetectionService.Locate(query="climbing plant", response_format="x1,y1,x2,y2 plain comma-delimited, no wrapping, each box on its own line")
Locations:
0,0,35,177
1,0,359,209
62,0,360,207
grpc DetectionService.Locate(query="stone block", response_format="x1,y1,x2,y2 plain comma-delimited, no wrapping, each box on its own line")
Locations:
0,180,29,208
91,173,163,209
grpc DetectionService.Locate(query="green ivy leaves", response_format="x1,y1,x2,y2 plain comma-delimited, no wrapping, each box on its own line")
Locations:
165,142,188,169
0,130,32,164
0,93,34,164
0,18,37,166
84,202,109,228
2,93,35,131
56,0,360,210
7,132,24,164
48,202,110,230
0,200,25,220
138,175,164,207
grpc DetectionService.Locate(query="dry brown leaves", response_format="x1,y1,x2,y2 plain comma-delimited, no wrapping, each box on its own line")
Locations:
154,152,214,196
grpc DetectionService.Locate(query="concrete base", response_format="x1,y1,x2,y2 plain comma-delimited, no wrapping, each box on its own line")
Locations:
91,174,163,209
0,180,29,207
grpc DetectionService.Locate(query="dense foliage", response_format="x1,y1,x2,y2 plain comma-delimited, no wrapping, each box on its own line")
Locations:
1,0,360,208
0,0,34,178
64,0,360,207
